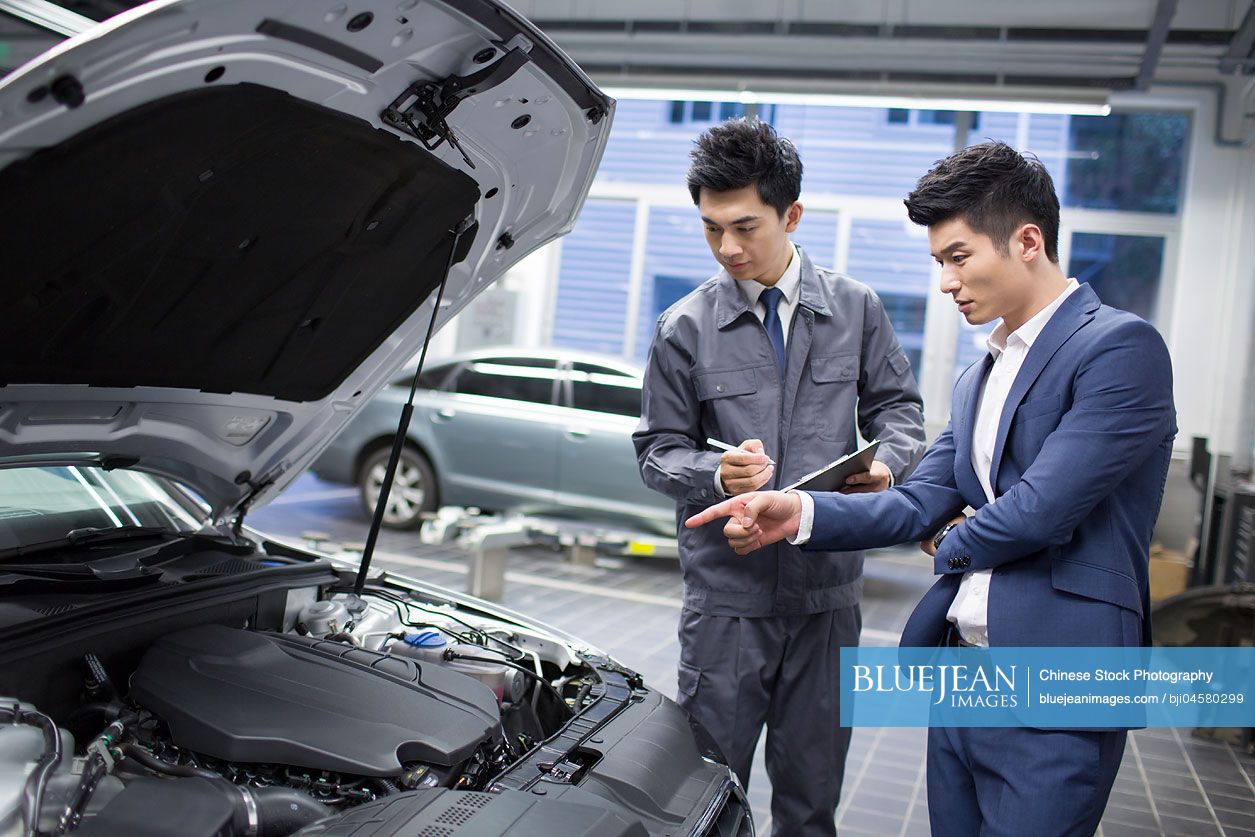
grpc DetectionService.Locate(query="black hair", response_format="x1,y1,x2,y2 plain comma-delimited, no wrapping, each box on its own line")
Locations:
686,117,802,217
904,141,1060,263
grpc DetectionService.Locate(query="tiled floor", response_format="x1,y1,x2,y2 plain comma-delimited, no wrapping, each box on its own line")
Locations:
251,475,1255,836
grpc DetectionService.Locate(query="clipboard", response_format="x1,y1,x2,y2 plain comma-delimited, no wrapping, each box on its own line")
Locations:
783,440,881,492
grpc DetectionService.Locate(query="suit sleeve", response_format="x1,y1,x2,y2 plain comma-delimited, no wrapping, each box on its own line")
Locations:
857,291,927,483
934,319,1175,574
632,318,723,505
805,420,968,550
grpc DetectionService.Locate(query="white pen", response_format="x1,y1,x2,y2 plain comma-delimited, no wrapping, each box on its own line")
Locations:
706,437,776,467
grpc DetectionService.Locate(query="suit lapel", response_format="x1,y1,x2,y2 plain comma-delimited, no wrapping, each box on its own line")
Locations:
988,285,1101,487
953,355,991,506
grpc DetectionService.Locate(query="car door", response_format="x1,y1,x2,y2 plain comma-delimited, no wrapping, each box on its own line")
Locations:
554,361,675,533
428,357,562,512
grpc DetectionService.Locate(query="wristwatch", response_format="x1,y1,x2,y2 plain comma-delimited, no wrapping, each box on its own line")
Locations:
932,521,959,552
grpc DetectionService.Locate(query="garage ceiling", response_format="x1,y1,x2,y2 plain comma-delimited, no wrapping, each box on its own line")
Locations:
512,0,1254,142
4,0,1254,142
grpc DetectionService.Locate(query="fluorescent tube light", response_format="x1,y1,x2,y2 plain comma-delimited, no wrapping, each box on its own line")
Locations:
0,0,95,38
602,85,1112,117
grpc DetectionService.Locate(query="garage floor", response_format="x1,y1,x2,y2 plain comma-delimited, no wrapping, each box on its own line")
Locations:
251,475,1255,836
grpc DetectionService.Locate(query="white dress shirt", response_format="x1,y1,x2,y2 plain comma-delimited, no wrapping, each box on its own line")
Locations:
713,245,801,497
946,278,1080,645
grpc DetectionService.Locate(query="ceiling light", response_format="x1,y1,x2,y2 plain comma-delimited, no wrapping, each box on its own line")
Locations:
602,85,1112,117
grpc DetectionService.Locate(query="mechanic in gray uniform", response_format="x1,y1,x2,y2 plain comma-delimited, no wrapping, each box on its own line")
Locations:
633,118,926,836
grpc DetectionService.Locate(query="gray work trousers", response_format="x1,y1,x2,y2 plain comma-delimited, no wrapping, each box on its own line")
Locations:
676,606,861,837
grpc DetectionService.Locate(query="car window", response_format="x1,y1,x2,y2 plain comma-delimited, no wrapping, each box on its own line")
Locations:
450,357,559,405
390,362,456,391
569,362,642,418
0,466,202,552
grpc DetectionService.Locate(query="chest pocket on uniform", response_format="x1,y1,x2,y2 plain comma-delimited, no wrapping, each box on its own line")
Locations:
810,353,859,385
692,367,762,438
694,368,757,400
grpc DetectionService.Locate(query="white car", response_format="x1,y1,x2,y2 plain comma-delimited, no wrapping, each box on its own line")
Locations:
0,2,750,835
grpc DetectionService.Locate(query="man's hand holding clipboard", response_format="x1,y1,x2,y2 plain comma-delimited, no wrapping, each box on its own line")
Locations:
782,440,886,493
683,439,894,554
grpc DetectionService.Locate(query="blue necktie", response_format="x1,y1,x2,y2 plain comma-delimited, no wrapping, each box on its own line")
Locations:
760,286,786,372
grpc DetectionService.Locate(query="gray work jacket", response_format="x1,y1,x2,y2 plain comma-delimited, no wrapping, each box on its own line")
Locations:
633,249,927,617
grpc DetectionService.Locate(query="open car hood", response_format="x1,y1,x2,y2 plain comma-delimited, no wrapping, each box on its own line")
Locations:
0,0,612,521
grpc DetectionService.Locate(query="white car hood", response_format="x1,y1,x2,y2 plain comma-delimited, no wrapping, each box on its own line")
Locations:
0,0,612,521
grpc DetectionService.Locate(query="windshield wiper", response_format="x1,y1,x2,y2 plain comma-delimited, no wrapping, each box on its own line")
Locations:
0,526,172,561
65,525,168,545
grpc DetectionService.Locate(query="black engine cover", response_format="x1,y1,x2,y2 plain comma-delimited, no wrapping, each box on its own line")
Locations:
293,789,648,836
130,625,501,775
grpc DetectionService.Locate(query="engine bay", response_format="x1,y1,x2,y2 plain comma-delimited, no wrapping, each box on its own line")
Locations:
0,547,624,837
133,625,506,775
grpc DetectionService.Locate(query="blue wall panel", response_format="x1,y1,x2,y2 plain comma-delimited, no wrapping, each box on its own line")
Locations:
775,105,953,198
846,218,932,297
634,207,718,359
846,218,932,374
598,100,704,186
551,199,637,355
791,209,838,269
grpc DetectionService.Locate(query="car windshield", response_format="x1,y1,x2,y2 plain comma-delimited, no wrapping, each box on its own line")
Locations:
0,466,203,554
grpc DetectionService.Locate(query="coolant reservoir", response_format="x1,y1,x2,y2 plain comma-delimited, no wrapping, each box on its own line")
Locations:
391,630,524,703
394,629,449,664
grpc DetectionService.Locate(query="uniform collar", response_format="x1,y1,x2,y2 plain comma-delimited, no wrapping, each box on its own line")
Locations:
715,244,830,329
736,243,801,309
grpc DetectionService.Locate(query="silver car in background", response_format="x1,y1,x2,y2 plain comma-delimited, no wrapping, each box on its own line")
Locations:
311,348,674,534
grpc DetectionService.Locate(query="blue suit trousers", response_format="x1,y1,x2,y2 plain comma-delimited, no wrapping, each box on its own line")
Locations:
927,725,1126,836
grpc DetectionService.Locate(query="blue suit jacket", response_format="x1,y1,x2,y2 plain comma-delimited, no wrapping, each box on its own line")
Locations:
807,284,1176,648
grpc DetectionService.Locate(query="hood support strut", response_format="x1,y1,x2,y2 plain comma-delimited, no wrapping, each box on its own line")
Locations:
353,216,475,596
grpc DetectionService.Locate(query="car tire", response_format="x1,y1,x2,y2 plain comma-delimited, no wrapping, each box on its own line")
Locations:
357,445,437,529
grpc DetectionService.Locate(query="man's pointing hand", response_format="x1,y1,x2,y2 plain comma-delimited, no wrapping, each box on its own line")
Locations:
684,490,804,555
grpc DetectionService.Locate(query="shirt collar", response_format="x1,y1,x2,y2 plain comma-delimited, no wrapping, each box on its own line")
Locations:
735,243,801,309
987,278,1081,357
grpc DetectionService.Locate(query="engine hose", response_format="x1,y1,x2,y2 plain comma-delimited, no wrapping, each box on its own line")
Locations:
59,714,136,834
123,779,332,837
58,752,107,834
248,786,333,837
119,743,221,780
0,704,62,837
574,680,593,710
64,702,123,733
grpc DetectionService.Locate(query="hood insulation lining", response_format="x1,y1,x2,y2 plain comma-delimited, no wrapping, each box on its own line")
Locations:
0,83,480,403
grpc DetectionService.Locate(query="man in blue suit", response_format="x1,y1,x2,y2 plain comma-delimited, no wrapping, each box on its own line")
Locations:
685,141,1177,836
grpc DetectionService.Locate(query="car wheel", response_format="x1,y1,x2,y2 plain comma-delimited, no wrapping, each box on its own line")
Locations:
357,445,437,529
